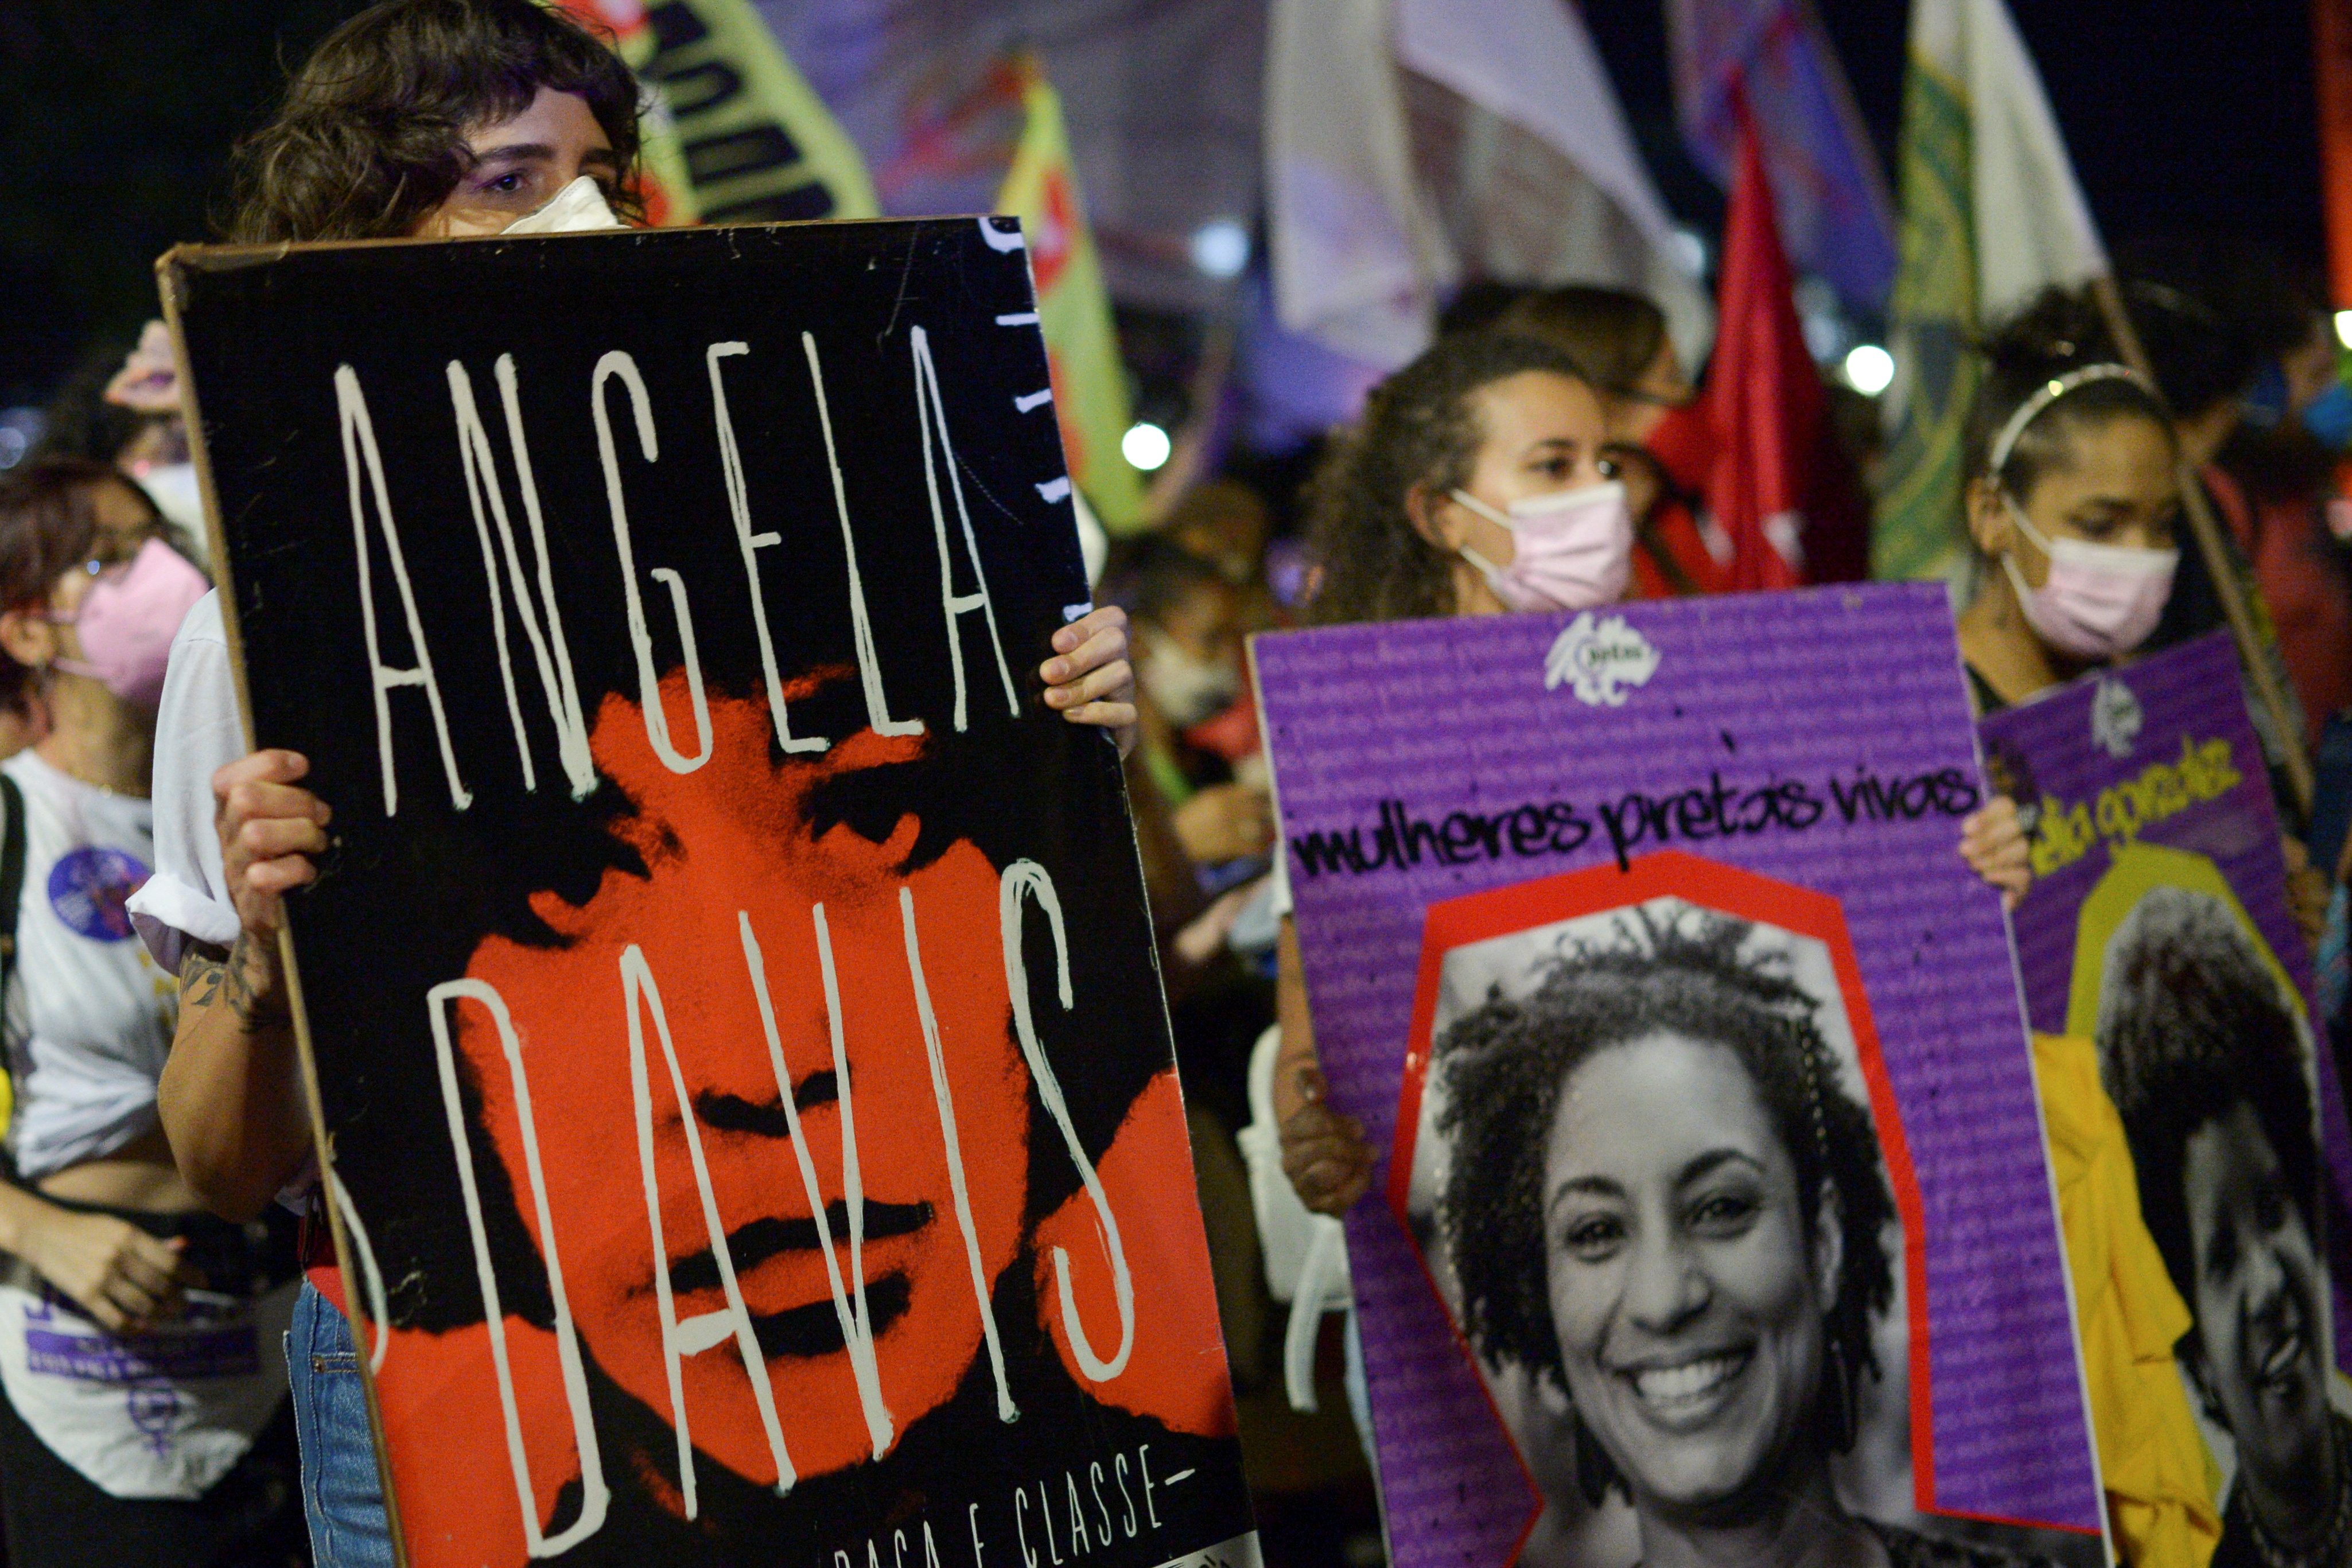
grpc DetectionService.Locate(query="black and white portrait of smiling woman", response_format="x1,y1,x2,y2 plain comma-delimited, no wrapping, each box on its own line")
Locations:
1401,892,2092,1568
2090,878,2352,1568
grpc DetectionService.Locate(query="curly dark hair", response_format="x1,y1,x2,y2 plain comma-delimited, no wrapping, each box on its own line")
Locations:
1437,904,1897,1495
1303,332,1592,627
2096,887,2318,1316
225,0,643,244
1965,287,2176,503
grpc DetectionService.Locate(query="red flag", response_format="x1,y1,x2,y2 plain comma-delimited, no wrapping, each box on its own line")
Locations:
1703,111,1865,588
2318,0,2352,309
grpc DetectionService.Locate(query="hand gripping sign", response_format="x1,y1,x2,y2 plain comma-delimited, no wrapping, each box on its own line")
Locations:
163,217,1254,1568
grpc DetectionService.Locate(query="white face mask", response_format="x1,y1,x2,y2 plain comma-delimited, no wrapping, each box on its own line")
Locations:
132,462,205,540
1141,641,1241,728
501,176,624,235
2000,501,2178,662
1449,481,1634,613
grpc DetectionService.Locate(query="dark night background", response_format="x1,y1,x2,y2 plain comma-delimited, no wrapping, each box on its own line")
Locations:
0,1,2326,410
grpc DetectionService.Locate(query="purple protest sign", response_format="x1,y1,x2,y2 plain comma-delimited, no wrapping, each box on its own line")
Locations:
1255,585,2102,1568
1981,631,2352,1553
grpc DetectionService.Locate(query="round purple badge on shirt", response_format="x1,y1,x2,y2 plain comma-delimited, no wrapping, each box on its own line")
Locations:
48,847,150,943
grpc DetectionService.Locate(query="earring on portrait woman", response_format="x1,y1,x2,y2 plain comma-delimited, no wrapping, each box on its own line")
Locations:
1822,1334,1860,1453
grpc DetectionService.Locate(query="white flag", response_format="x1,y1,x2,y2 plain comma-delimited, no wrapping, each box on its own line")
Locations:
1926,0,2107,320
1875,0,2107,581
1266,0,1707,372
1264,0,1453,368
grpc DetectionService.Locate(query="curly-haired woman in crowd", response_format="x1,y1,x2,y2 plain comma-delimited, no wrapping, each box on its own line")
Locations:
1274,332,2030,1217
2097,888,2349,1568
1272,330,1638,1208
1440,906,2052,1568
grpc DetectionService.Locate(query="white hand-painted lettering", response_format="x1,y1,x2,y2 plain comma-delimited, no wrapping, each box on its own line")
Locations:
425,979,608,1555
709,344,828,754
911,326,1019,732
740,907,893,1453
900,888,1018,1421
621,944,796,1513
322,1169,389,1375
447,357,597,797
805,334,924,739
338,364,469,815
593,352,714,773
1000,862,1132,1381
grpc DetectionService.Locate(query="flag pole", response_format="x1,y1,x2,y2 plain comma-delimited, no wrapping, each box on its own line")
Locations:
2087,274,2316,814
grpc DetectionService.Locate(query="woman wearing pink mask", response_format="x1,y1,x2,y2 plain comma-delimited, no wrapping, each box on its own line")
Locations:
1304,333,1634,627
1496,285,1731,599
1957,295,2184,711
0,460,305,1566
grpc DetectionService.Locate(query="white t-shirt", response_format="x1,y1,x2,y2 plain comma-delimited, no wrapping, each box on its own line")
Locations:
2,752,178,1179
122,593,322,1211
0,733,295,1505
125,591,242,976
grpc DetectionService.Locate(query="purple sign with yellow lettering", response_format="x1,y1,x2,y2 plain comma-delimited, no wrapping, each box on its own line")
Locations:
1255,585,2104,1568
1981,631,2352,1559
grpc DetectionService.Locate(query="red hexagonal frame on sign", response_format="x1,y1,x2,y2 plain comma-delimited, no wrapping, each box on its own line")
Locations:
1388,849,1942,1561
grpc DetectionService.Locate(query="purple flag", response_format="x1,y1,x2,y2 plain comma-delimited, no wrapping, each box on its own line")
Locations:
1670,0,1897,312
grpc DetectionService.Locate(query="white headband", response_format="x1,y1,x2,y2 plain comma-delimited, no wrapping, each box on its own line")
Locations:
1986,363,2154,480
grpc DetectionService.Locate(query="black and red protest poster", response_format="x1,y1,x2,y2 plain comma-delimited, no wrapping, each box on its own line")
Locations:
162,217,1254,1568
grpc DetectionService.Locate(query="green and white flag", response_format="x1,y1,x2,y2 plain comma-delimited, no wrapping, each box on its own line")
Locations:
1873,0,2105,583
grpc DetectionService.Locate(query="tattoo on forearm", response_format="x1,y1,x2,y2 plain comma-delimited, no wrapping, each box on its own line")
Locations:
178,934,274,1025
180,947,225,1007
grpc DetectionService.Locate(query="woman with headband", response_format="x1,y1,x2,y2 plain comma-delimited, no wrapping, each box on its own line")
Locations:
1956,291,2183,710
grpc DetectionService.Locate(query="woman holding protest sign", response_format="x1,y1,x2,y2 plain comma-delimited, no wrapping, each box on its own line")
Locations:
126,3,1143,1563
1273,331,2030,1219
133,9,652,1561
1954,288,2332,953
1953,290,2187,717
0,458,303,1567
1954,291,2351,1568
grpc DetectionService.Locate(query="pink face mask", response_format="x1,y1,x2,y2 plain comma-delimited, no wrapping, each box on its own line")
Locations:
1450,481,1633,613
2000,502,2176,662
50,538,211,709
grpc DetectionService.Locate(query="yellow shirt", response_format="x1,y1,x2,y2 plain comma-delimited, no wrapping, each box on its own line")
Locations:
2032,1032,2221,1568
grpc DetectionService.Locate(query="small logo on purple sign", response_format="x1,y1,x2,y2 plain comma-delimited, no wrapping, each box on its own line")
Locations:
1544,611,1659,707
47,847,149,943
2090,675,2143,759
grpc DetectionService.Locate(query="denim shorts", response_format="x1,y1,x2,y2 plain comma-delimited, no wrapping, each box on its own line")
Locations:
286,1281,394,1568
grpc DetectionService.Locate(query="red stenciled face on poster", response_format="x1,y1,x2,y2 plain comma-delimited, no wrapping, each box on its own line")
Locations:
458,684,1032,1489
